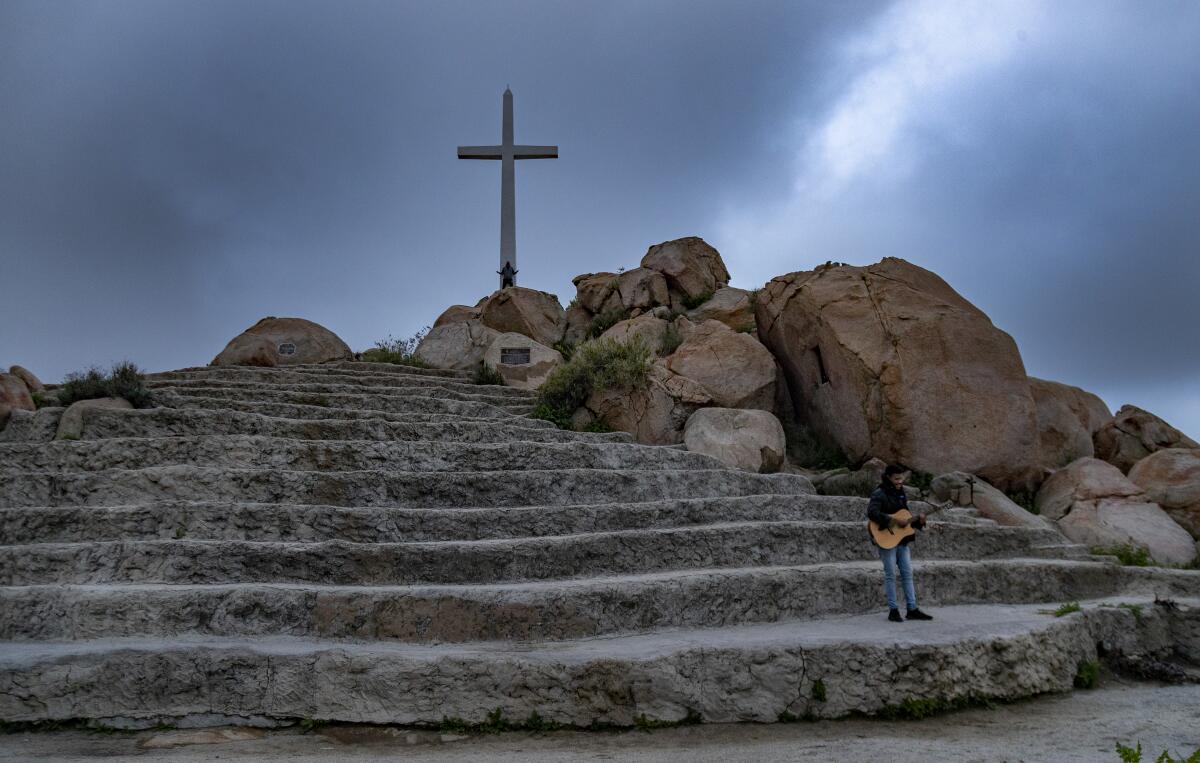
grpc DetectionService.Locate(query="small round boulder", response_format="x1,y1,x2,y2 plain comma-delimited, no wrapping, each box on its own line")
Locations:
212,317,352,367
684,407,786,473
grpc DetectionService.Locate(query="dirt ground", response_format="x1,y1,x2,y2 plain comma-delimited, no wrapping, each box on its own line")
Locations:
3,680,1198,763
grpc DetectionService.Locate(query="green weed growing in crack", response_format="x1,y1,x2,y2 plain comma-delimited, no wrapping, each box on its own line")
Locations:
810,679,827,703
1115,739,1200,762
1074,659,1101,689
1101,602,1145,623
1042,601,1082,617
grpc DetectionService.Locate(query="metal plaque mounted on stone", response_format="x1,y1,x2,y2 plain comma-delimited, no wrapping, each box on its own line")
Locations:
277,343,297,356
500,347,531,365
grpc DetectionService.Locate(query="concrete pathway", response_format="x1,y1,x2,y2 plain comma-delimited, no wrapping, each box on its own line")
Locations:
2,681,1197,763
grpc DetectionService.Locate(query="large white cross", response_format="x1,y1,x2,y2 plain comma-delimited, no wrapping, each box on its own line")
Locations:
458,88,558,289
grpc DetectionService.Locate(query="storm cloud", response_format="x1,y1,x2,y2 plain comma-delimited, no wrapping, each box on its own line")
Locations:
1,0,1197,436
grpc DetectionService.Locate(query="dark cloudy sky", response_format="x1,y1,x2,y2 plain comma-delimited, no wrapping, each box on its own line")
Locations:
2,0,1197,437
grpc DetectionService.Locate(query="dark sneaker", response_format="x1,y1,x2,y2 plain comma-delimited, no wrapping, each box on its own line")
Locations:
888,608,903,622
906,608,933,621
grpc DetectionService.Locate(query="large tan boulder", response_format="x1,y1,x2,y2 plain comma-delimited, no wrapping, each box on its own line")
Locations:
571,273,620,314
212,317,351,367
684,407,786,473
482,333,563,390
1034,457,1195,565
1093,405,1199,473
57,397,133,440
1,372,36,430
600,315,672,356
1029,378,1112,470
8,366,44,394
562,303,593,346
756,258,1040,492
931,472,1051,529
686,287,756,333
1128,448,1200,539
664,319,775,411
478,287,566,347
640,237,731,301
414,321,500,371
432,305,481,328
582,361,712,445
615,267,669,311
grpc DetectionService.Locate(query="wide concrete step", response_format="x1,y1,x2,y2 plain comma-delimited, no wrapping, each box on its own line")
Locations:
147,366,535,399
148,361,472,381
149,378,531,411
0,436,728,475
2,597,1196,728
0,520,1064,586
3,561,1193,644
154,390,532,422
0,495,883,545
0,465,813,509
38,407,625,444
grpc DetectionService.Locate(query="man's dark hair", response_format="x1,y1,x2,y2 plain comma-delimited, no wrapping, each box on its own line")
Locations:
883,464,910,478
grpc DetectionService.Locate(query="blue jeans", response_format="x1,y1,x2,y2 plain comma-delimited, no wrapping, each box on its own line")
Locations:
878,544,918,611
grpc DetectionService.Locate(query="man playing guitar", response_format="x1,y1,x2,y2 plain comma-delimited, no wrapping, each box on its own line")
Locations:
867,464,935,623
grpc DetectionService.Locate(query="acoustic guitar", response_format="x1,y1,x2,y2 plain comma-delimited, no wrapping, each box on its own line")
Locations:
868,501,953,549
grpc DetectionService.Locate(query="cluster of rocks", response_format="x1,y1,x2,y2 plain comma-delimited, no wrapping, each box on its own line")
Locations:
416,237,785,471
411,237,1198,565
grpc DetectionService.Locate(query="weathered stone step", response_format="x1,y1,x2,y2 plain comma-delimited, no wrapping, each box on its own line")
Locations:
147,366,535,399
2,598,1195,728
0,436,727,476
154,386,530,417
0,465,812,509
0,521,1063,587
157,395,528,427
37,407,626,444
149,360,472,380
4,561,1192,644
0,495,883,545
149,378,531,410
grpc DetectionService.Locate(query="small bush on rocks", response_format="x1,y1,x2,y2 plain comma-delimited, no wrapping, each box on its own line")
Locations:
660,323,682,357
472,362,505,386
532,337,651,429
361,328,429,367
1092,544,1153,567
587,307,627,339
681,289,714,310
58,361,152,408
1074,659,1100,689
1052,601,1083,617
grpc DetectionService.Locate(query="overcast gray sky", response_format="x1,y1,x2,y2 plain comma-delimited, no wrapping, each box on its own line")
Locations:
1,0,1197,438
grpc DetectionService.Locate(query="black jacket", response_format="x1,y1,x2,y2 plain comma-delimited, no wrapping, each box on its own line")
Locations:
867,482,914,547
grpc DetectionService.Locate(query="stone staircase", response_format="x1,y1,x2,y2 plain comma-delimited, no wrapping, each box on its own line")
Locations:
1,361,1197,729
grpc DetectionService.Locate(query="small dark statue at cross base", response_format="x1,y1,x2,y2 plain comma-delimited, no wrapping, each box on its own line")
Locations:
498,261,518,289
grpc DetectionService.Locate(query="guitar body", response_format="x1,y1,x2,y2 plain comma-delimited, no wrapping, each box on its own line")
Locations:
868,508,927,549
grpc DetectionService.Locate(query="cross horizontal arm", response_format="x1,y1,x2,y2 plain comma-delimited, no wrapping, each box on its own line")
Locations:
457,146,503,159
513,145,558,159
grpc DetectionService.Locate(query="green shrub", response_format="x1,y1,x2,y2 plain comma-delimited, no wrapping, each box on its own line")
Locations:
1053,601,1082,617
786,422,849,470
1115,741,1200,762
587,307,627,339
360,328,429,367
1092,544,1152,567
1074,659,1100,689
58,361,153,408
1006,489,1038,513
659,323,682,357
811,679,827,703
472,362,505,386
532,337,652,429
681,290,714,310
581,417,614,433
552,339,577,361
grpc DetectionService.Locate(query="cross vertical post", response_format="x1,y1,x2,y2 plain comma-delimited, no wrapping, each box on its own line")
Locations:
458,89,558,289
